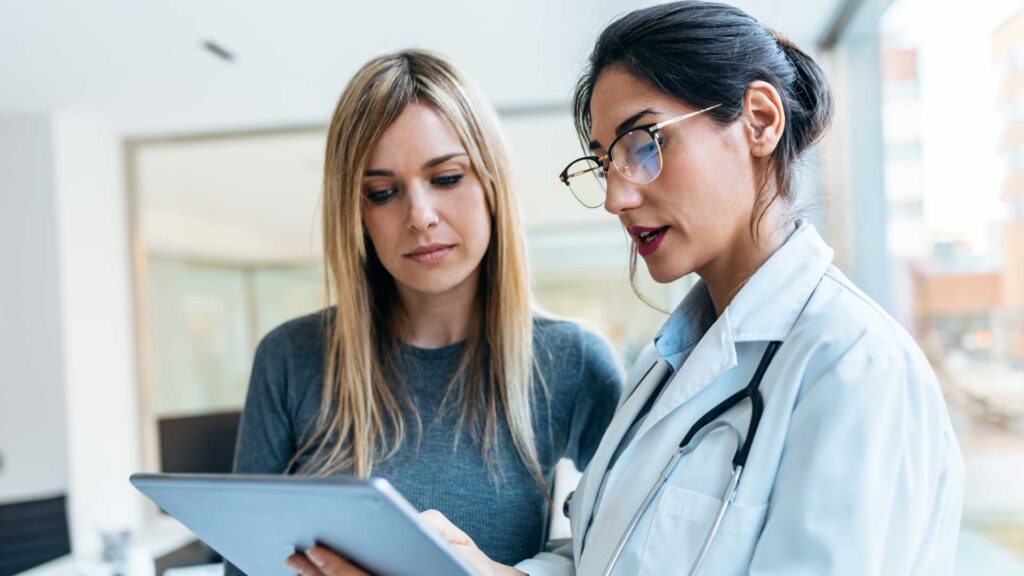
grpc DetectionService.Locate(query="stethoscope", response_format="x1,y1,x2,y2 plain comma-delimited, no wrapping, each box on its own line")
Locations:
593,340,782,576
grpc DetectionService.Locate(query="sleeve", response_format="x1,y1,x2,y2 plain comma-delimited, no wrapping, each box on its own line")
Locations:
748,340,955,575
514,540,575,576
232,330,297,475
224,331,299,576
564,329,624,471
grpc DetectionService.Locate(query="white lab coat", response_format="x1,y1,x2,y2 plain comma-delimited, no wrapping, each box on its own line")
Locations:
517,222,964,576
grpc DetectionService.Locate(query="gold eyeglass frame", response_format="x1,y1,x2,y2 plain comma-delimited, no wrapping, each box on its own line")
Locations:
558,103,722,208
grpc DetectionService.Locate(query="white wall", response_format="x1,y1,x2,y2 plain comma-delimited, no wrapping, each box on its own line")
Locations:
53,113,145,557
0,114,70,505
0,111,144,555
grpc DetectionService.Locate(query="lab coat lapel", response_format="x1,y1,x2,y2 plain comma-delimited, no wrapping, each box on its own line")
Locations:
573,321,736,575
571,346,669,565
633,315,737,441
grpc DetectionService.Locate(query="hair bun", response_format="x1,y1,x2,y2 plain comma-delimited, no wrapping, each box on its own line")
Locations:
770,29,835,153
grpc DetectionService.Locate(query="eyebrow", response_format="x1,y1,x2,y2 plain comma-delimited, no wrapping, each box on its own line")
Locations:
364,152,468,177
588,108,661,151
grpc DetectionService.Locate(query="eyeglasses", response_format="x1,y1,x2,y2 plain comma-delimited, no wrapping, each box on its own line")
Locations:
558,104,721,208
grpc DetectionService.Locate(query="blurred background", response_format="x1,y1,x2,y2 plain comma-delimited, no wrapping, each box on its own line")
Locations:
0,0,1022,574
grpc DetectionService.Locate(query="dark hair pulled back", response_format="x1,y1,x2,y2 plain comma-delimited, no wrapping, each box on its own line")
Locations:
574,0,834,230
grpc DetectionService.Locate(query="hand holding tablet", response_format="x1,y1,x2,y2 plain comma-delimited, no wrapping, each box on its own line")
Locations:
130,474,477,576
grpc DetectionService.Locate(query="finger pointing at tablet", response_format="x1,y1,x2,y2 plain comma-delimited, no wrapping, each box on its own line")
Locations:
418,510,526,576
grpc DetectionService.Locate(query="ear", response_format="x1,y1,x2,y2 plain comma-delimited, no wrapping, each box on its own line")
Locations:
742,81,785,158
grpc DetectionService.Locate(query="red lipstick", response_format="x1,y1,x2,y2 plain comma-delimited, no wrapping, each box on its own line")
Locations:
627,226,669,257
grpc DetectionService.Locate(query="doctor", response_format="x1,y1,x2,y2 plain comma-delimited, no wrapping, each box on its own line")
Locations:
290,2,965,575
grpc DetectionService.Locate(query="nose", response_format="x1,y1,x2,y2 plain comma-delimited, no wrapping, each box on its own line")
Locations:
407,183,439,232
603,173,643,215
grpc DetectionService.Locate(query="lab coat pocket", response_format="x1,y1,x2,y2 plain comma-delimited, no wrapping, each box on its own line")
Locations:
639,485,767,575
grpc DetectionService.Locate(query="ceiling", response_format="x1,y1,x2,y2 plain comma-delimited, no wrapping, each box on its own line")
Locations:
5,0,848,265
0,0,844,136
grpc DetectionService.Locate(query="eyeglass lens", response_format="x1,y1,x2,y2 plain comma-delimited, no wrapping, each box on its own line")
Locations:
563,129,663,207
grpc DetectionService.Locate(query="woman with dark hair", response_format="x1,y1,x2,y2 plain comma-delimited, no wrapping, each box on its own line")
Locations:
296,3,963,575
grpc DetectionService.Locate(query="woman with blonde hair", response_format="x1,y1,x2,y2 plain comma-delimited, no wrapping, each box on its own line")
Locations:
230,49,623,574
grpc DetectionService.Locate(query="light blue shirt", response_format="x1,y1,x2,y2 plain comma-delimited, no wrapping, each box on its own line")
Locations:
653,281,717,371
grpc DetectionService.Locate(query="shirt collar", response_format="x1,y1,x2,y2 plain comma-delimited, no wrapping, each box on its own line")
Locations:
654,282,716,371
653,220,833,364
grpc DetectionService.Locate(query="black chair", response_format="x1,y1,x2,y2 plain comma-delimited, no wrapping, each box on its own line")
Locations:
0,494,71,576
155,410,242,574
158,410,241,474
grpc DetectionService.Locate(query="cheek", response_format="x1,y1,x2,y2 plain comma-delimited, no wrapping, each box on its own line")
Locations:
449,185,492,249
362,209,401,262
662,138,747,219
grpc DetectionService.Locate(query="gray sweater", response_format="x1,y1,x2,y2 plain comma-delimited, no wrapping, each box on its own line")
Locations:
229,310,623,570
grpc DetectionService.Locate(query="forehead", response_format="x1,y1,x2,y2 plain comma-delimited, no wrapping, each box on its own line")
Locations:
589,67,680,139
368,102,465,166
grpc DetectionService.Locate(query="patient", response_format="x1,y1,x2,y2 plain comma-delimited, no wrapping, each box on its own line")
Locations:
228,50,622,574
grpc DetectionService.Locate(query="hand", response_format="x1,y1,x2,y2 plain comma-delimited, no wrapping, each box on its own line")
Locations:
418,509,526,576
285,546,367,576
282,510,526,576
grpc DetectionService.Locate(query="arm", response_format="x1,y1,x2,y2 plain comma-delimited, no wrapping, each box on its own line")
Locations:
749,341,957,575
226,331,297,576
564,330,624,470
510,329,619,576
233,330,297,475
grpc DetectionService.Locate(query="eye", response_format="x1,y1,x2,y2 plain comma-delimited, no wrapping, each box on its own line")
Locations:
433,173,463,188
634,140,658,160
365,188,398,205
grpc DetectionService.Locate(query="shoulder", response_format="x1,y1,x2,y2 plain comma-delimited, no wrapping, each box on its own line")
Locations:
258,308,331,357
251,308,332,395
531,312,624,399
532,313,587,348
532,313,619,370
246,309,333,420
781,267,962,486
788,266,940,403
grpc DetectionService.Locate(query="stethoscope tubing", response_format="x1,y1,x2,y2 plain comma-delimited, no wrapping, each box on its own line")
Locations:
598,341,782,576
601,421,739,576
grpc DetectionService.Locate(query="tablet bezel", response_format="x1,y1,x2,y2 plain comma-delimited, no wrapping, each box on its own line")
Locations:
130,473,477,576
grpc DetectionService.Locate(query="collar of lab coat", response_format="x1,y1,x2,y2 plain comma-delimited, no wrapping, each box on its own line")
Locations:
725,220,834,342
635,220,833,439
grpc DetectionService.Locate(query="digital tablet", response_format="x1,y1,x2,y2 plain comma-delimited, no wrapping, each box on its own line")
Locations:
130,473,476,576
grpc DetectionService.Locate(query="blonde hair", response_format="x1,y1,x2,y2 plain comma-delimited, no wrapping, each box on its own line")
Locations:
289,50,543,490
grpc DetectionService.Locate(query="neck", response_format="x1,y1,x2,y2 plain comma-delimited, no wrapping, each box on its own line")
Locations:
699,211,792,316
393,270,480,349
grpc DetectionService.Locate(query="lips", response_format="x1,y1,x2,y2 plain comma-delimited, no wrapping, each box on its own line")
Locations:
627,225,669,257
404,243,455,263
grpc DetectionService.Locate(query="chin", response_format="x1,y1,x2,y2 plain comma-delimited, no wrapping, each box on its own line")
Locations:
397,270,468,295
643,258,691,285
401,279,456,295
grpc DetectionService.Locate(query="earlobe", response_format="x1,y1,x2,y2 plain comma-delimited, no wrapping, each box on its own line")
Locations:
744,81,785,158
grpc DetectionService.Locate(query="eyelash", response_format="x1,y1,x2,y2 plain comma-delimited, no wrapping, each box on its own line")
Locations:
364,173,464,205
365,188,398,205
434,174,463,188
